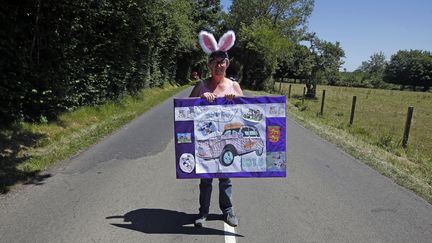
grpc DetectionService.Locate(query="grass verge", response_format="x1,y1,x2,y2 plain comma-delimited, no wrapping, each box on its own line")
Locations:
0,84,189,193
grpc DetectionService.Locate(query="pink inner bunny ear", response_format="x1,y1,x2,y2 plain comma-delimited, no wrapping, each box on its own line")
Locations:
198,31,217,54
218,30,236,52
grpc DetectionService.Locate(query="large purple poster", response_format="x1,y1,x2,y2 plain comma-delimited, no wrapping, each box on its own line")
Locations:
174,96,286,179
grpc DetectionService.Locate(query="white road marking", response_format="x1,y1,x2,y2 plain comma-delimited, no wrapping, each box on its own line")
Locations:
224,222,237,243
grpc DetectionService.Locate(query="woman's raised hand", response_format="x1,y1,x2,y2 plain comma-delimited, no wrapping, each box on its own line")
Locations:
225,94,235,101
201,92,217,103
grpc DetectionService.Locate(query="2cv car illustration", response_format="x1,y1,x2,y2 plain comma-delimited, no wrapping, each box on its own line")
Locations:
196,122,265,166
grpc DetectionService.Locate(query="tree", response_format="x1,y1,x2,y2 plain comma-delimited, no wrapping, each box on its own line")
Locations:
225,0,314,90
228,0,313,37
338,70,366,87
357,52,387,88
180,0,223,83
275,43,313,83
384,50,432,91
303,33,345,97
238,18,292,90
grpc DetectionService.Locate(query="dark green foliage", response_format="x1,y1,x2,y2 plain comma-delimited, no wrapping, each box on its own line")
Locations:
225,0,344,95
357,52,387,88
0,0,221,125
338,50,431,90
338,71,369,88
384,50,432,91
299,33,345,97
275,44,313,81
226,0,314,90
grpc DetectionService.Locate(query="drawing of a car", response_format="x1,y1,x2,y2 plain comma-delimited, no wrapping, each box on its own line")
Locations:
196,122,265,166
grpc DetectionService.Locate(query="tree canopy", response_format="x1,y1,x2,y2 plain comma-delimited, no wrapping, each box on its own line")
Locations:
384,50,432,91
9,0,418,125
357,52,387,88
0,0,222,124
225,0,314,90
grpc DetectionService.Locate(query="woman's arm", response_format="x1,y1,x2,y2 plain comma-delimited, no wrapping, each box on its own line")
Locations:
233,81,243,96
190,81,217,102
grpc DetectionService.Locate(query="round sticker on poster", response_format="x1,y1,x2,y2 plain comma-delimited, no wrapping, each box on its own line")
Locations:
179,153,195,173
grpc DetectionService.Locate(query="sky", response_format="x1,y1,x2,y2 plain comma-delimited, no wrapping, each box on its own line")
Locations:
220,0,432,71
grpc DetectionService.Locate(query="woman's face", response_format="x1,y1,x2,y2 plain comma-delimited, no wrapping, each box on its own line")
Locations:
208,57,229,76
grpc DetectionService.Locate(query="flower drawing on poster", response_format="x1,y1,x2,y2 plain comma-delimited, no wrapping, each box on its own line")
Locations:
179,153,195,173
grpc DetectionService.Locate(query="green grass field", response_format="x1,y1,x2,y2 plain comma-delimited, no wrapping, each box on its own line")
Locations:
283,84,432,158
273,83,432,202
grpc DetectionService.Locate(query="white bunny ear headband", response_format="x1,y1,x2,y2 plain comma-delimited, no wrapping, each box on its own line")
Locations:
198,30,236,56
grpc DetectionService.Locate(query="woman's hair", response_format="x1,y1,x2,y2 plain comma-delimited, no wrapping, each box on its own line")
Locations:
209,50,229,60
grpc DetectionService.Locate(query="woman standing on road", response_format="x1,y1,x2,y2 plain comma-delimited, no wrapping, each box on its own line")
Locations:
189,30,243,228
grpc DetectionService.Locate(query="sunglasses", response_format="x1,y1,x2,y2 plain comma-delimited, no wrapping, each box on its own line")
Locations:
209,58,228,66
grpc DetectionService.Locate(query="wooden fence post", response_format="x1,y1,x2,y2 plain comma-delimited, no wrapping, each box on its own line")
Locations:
320,90,326,115
279,79,282,93
349,96,357,125
302,87,306,103
402,106,414,148
288,84,292,99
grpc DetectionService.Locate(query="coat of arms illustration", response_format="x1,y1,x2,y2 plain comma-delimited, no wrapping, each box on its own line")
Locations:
268,126,281,143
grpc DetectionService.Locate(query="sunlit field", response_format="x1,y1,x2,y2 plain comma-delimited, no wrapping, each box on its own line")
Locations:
279,83,432,186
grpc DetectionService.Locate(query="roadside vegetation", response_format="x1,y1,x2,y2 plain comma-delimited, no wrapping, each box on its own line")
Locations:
254,83,432,203
0,84,188,193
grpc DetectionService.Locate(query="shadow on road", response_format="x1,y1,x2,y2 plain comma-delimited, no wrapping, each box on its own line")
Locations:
0,127,50,194
106,208,243,237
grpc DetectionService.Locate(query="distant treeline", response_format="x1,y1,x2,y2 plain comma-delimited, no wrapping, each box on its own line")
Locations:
337,51,432,91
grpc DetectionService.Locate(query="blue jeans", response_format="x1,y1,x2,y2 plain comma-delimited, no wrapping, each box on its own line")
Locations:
199,178,233,216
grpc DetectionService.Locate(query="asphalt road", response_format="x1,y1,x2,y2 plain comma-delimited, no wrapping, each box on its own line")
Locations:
1,87,432,243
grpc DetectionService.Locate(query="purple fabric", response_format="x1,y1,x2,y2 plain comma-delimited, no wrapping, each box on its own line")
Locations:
266,117,286,152
174,96,286,179
174,96,287,107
